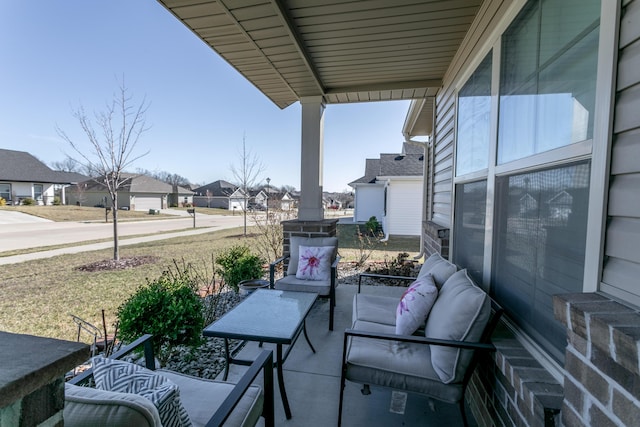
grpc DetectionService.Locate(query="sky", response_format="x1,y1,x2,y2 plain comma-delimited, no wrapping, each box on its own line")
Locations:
0,1,411,193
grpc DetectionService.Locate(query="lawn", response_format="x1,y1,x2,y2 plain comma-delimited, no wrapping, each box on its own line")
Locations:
0,205,173,222
0,224,419,344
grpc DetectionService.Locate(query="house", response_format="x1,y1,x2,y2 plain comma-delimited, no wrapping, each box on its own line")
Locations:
153,1,640,426
67,173,193,211
192,180,236,209
349,143,424,237
0,148,87,205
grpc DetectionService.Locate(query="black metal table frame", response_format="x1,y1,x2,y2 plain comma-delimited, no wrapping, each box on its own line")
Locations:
204,293,317,419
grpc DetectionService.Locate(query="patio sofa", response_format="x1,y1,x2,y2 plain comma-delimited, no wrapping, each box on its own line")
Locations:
64,334,274,427
339,254,503,427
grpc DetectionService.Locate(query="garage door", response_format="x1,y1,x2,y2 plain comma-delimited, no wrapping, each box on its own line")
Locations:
134,196,162,211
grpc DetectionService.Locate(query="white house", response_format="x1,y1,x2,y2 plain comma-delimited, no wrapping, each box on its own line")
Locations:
349,143,424,237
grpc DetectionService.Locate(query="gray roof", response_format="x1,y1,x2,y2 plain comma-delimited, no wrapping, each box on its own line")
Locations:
0,148,87,184
402,142,425,155
349,150,423,187
192,180,237,197
81,173,193,194
379,153,423,177
349,159,381,185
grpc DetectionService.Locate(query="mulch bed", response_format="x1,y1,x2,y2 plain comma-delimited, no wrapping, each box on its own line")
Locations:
76,256,160,272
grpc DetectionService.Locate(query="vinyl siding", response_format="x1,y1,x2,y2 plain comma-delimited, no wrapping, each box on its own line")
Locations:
383,178,423,236
601,0,640,304
353,185,384,223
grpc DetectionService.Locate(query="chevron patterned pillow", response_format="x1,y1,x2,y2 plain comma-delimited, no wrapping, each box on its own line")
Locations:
92,356,192,427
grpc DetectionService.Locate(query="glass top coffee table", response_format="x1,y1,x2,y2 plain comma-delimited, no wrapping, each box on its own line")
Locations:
203,289,318,419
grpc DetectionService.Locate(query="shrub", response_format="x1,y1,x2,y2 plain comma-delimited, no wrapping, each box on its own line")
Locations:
21,197,35,206
216,245,264,292
0,197,5,206
52,196,61,206
117,264,204,359
365,216,381,235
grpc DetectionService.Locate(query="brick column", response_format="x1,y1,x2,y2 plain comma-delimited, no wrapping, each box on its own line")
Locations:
0,332,89,427
554,293,640,427
423,220,450,259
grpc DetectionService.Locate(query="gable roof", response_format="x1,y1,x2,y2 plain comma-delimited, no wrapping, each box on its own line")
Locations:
349,159,381,185
378,153,423,177
0,148,87,184
192,180,238,197
80,173,193,194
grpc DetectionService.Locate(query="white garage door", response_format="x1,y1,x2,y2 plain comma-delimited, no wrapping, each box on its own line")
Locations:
134,196,162,211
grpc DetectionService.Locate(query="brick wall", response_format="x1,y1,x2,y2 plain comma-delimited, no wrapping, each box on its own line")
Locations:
423,220,450,259
467,323,564,427
554,293,640,426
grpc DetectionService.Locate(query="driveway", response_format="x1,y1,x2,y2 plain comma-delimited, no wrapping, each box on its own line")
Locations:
0,210,53,224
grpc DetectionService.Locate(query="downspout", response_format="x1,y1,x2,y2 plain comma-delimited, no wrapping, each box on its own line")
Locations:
402,132,430,260
380,179,391,242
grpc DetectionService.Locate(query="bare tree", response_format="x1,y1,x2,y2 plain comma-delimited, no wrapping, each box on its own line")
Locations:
230,135,265,236
56,81,150,260
50,156,81,173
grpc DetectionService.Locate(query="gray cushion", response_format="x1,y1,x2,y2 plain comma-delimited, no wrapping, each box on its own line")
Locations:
64,383,162,427
352,294,398,326
417,253,457,288
158,369,263,427
346,321,463,403
425,269,490,384
274,274,331,296
286,236,338,276
91,357,191,427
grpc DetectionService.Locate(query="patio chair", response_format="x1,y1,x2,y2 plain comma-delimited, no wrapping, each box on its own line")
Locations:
338,267,503,427
65,334,274,427
269,236,340,330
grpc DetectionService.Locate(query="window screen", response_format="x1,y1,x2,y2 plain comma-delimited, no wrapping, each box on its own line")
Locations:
492,161,590,361
453,180,487,285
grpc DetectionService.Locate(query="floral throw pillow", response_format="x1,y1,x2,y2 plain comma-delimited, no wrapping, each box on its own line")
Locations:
91,356,192,427
396,275,438,335
295,245,333,281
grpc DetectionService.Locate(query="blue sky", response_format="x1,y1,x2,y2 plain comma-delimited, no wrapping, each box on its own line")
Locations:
0,1,411,192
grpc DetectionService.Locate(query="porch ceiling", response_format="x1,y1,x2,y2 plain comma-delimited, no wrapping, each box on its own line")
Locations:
156,0,483,109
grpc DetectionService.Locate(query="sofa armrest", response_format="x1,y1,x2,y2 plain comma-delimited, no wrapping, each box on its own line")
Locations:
357,272,416,293
343,328,495,352
207,349,274,427
269,255,290,287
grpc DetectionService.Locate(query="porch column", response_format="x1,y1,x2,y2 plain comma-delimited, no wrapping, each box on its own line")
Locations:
298,96,325,221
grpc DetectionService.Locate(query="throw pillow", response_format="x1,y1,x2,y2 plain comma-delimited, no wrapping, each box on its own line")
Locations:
395,275,438,335
287,236,338,276
92,357,192,427
295,245,333,281
424,269,490,384
417,253,457,288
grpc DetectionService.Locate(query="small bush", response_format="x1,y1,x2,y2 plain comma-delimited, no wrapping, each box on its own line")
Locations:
21,197,35,206
52,196,61,206
365,216,381,235
117,265,204,359
216,245,264,292
0,197,5,206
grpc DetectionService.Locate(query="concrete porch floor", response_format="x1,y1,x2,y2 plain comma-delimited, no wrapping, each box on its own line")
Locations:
219,283,478,427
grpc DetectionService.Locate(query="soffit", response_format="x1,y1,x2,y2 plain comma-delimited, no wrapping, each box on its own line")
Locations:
157,0,482,109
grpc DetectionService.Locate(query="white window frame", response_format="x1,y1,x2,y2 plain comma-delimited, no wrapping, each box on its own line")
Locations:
448,0,619,370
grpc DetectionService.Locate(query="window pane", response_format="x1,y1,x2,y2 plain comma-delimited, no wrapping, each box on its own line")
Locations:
0,183,10,201
453,181,487,285
34,184,43,200
498,0,600,164
456,53,492,176
492,161,590,362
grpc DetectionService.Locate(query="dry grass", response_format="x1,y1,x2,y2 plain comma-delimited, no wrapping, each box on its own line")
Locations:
336,223,420,264
0,205,173,222
0,227,260,342
0,222,419,345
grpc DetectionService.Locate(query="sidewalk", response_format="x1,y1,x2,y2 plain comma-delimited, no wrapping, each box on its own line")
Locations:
0,226,224,265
